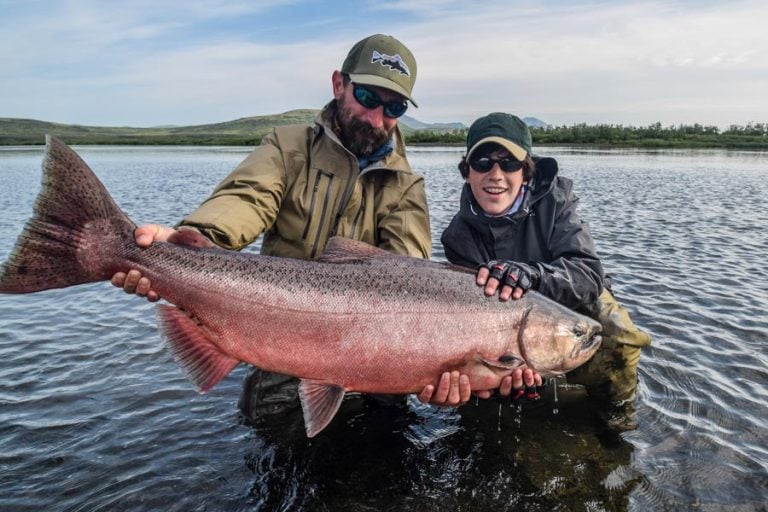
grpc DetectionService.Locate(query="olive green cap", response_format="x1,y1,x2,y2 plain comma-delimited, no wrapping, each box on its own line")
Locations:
466,112,532,161
341,34,418,107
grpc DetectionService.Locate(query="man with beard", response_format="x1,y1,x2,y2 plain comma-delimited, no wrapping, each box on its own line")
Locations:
111,34,471,417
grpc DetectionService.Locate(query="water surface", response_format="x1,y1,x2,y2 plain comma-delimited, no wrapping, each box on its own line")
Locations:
1,144,766,511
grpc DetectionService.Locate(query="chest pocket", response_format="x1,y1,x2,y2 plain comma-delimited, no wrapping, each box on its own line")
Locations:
301,169,336,258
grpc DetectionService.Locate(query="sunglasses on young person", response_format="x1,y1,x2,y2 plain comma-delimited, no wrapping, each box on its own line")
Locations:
352,84,408,118
469,156,524,173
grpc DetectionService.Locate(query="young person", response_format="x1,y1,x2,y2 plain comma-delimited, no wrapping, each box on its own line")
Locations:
441,113,652,408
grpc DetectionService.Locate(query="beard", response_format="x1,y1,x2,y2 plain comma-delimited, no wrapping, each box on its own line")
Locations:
336,95,393,157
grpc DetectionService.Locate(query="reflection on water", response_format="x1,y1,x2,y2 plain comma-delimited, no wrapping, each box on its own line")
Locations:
1,145,767,510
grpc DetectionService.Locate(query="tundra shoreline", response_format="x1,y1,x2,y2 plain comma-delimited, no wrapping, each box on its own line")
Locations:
2,115,766,149
2,139,767,150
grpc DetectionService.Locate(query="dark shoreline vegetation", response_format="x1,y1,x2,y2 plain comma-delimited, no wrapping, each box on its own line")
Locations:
409,122,768,150
2,113,767,149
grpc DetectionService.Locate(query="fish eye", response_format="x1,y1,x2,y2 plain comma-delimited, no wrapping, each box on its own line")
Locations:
573,325,585,337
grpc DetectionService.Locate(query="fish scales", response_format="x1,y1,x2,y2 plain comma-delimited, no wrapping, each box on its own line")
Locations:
0,136,602,437
117,243,530,386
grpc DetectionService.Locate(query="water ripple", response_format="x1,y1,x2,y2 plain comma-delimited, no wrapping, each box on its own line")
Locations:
2,146,768,510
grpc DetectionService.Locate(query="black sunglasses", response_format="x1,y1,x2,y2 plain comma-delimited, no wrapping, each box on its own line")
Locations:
469,157,524,173
352,84,408,118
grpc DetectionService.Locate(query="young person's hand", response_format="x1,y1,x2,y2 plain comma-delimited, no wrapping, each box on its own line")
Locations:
477,260,540,300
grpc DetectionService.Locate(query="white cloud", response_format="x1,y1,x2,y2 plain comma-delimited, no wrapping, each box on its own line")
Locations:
1,0,766,128
400,0,768,127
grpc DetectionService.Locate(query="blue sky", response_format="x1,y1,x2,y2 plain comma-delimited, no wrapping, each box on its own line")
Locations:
1,0,765,129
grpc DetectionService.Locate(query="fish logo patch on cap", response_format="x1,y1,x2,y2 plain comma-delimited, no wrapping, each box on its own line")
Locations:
371,50,411,76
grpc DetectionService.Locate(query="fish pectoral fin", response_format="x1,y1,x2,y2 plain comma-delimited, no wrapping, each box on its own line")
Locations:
482,354,526,370
156,304,239,393
298,379,346,438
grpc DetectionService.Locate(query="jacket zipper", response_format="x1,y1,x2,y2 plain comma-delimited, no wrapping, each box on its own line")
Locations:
349,193,365,239
302,171,323,240
310,171,335,258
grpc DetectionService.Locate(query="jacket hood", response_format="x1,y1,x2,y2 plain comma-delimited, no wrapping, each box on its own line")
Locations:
527,156,559,201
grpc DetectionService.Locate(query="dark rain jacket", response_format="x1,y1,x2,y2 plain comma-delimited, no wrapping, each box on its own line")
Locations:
440,157,604,309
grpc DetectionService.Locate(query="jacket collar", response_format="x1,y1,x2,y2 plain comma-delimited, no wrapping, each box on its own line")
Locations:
315,101,411,173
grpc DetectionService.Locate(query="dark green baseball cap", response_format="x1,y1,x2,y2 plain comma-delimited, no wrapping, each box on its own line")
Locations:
341,34,418,107
466,113,532,161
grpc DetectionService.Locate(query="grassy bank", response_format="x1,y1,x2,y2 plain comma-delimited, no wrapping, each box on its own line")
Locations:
2,116,766,150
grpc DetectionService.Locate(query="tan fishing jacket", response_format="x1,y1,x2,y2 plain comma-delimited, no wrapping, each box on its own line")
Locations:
179,103,431,260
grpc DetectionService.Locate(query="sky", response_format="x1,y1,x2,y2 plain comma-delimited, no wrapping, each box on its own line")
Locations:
1,0,766,129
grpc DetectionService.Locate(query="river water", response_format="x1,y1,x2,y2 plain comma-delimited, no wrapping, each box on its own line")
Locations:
0,144,766,511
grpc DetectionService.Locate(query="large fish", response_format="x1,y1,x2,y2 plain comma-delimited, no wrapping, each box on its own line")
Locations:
0,136,602,437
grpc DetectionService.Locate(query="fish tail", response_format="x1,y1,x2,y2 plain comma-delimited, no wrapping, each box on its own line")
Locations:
0,135,135,293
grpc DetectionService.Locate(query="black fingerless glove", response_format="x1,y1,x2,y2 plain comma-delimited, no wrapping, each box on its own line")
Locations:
483,260,541,292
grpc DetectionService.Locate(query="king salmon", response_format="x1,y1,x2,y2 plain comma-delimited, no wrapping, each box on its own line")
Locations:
0,136,602,437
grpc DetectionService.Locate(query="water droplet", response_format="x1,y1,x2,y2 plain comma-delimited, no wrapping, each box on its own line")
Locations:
552,376,560,415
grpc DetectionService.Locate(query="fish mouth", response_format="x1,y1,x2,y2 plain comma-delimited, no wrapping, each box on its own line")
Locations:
573,322,602,355
562,331,602,372
583,333,602,352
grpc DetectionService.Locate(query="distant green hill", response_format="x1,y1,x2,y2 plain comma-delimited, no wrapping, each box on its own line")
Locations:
0,110,461,145
0,110,321,146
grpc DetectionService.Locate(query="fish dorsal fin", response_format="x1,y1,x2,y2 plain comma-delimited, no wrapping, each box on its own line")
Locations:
318,237,459,271
316,237,396,264
169,228,217,248
298,379,346,437
156,304,239,392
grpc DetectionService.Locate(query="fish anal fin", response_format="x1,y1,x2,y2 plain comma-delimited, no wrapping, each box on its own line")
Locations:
156,304,239,392
298,379,346,437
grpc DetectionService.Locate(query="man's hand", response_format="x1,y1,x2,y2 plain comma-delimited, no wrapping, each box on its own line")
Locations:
417,371,471,406
110,224,214,302
477,260,540,301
